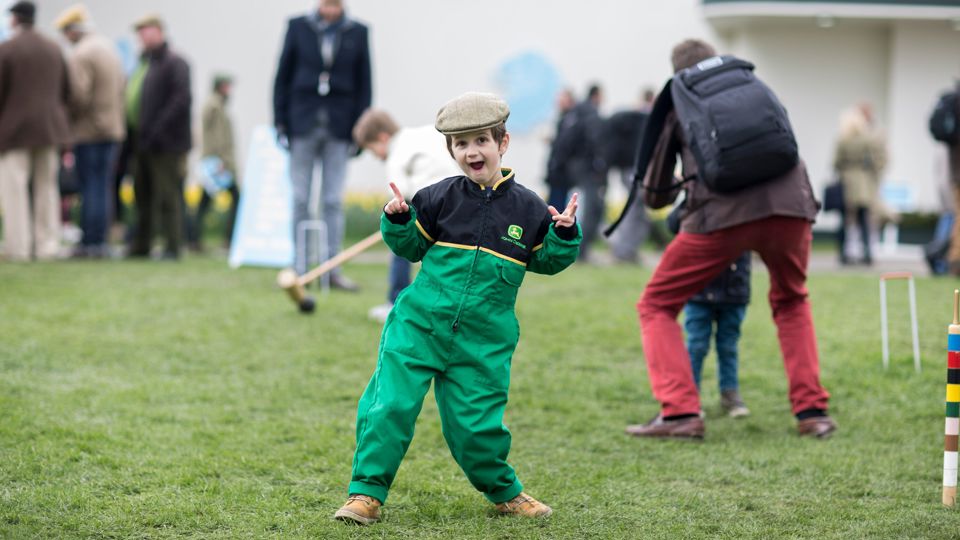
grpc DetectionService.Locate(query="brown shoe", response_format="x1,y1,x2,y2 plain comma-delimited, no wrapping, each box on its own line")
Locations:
625,413,705,439
333,494,381,525
797,415,837,439
495,492,553,518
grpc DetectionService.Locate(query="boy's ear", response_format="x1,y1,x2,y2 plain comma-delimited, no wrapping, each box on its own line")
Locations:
377,132,391,144
499,132,510,156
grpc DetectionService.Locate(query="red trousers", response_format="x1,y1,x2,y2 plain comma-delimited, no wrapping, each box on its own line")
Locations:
638,216,830,417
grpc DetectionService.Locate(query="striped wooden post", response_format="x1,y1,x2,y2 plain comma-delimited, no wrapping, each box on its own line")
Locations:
945,289,960,507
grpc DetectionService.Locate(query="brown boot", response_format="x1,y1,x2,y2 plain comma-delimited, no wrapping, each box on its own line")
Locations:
495,492,553,518
333,494,381,525
797,415,837,439
625,413,705,439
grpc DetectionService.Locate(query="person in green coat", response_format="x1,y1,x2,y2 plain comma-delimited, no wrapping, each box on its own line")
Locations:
334,92,582,525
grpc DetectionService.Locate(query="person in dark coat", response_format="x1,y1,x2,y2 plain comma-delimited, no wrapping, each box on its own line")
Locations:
273,0,372,290
608,87,655,264
544,88,576,210
558,84,606,261
625,39,834,440
0,1,71,261
126,14,192,259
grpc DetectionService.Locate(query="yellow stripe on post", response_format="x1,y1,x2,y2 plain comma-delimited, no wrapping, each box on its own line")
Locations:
948,384,960,403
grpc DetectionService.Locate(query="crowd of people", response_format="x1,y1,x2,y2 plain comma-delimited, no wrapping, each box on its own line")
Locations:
0,1,239,262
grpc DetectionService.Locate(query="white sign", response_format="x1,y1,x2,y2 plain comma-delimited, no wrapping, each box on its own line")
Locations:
228,125,293,268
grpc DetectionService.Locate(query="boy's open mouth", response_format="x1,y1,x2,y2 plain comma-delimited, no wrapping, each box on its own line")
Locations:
469,161,484,171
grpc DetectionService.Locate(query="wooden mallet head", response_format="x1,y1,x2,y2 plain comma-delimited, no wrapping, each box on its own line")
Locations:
277,268,315,313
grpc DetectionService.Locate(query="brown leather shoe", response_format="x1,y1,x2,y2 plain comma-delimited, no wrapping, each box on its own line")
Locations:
333,494,381,525
495,492,553,518
797,416,837,439
625,413,704,439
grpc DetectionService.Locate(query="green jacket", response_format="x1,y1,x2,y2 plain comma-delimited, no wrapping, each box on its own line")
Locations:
382,169,581,332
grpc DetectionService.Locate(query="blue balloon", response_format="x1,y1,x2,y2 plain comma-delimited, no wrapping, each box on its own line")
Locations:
495,51,562,135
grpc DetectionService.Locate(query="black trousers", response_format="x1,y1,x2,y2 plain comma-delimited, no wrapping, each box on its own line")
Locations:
837,205,871,263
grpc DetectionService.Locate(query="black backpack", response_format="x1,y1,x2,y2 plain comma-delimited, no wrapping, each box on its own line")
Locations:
671,56,798,192
929,89,959,145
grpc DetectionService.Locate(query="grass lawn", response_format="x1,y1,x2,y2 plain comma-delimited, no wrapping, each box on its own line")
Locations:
3,251,960,539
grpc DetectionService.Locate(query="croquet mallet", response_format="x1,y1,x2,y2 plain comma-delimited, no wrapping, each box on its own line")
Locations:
277,231,383,313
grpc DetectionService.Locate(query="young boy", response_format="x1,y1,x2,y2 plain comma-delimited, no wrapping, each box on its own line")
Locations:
667,203,751,418
335,92,582,525
352,109,461,323
684,252,752,418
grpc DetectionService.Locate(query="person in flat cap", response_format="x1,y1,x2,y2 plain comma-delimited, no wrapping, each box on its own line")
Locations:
55,3,126,258
333,92,581,526
0,0,71,261
186,73,240,252
125,13,192,260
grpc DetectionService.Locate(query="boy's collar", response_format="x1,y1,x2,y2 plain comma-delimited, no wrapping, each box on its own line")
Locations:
469,168,515,192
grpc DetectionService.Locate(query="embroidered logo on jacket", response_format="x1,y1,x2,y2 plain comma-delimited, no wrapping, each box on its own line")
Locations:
501,225,526,249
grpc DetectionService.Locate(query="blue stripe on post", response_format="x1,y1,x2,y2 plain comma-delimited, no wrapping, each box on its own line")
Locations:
950,335,960,352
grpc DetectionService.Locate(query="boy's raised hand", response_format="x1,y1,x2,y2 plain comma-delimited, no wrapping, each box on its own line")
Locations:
548,192,578,228
385,182,410,214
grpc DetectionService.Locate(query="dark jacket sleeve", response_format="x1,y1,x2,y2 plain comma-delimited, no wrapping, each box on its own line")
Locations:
352,25,372,127
643,112,683,209
273,19,296,132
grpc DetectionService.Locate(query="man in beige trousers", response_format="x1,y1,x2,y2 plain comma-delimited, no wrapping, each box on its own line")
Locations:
0,1,71,261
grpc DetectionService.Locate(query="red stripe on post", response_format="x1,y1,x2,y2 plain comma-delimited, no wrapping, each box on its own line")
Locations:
951,352,960,369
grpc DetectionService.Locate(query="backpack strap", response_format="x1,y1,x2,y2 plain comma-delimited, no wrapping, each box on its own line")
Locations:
604,79,674,237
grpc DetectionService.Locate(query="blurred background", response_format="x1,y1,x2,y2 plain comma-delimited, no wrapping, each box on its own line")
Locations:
11,0,959,210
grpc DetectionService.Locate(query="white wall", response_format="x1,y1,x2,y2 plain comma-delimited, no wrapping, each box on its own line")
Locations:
34,0,719,196
886,19,960,209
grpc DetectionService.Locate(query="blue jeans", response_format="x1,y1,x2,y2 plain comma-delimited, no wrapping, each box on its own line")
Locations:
289,126,350,275
388,254,411,304
75,141,118,246
684,301,747,391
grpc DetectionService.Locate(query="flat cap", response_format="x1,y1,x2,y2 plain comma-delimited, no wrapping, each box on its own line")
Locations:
9,1,35,20
55,3,89,31
435,92,509,136
133,13,163,30
213,73,233,87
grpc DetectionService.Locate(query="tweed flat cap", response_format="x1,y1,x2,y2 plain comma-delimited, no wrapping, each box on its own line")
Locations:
133,13,163,30
55,4,89,31
435,92,509,135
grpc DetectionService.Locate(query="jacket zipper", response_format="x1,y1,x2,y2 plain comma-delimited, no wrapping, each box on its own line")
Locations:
452,187,493,332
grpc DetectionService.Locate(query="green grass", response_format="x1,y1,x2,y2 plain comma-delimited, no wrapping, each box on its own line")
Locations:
3,252,960,538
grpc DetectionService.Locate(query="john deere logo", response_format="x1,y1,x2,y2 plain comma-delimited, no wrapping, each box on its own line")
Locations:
507,225,523,240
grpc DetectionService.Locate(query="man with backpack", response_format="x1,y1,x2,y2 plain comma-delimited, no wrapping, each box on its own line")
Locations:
930,84,960,274
619,39,834,440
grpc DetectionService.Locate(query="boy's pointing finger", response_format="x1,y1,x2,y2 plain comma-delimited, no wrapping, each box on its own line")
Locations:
389,182,404,202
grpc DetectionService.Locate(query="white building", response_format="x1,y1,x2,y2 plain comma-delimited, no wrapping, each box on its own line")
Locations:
28,0,960,212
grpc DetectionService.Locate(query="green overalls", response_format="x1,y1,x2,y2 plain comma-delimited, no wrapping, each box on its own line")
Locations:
348,169,581,504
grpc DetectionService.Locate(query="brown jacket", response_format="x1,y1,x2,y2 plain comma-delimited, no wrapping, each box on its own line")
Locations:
0,28,70,152
66,33,125,144
643,112,819,234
